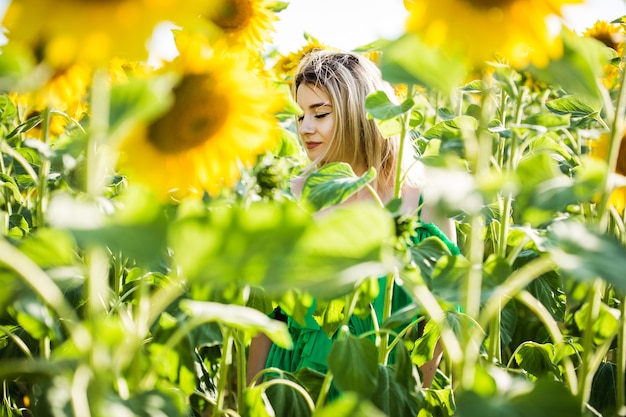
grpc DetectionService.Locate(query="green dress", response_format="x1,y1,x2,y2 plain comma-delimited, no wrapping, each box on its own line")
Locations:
265,222,460,376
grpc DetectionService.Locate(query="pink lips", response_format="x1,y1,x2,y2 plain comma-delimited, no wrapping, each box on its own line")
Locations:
306,141,321,150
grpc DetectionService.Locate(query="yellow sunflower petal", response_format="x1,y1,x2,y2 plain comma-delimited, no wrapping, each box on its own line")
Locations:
9,64,91,141
588,132,626,214
117,50,280,201
189,0,279,53
2,0,180,67
583,20,624,90
404,0,584,68
609,187,626,214
272,37,337,81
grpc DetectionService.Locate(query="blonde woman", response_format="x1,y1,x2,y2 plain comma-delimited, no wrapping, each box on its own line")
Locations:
248,50,457,391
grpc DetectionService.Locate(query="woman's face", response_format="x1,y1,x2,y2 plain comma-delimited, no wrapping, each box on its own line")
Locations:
296,83,335,162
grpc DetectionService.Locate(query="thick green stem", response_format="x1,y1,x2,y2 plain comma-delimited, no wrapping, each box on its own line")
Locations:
87,246,109,317
35,107,51,228
215,328,234,415
577,279,604,411
465,73,496,318
394,110,411,199
315,371,334,409
598,49,626,229
71,365,93,417
616,292,625,414
86,69,111,197
465,214,485,317
379,271,396,365
84,69,112,322
0,139,11,226
486,305,502,363
234,331,247,412
487,87,525,363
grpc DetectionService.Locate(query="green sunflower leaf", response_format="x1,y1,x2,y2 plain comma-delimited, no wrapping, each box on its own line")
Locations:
179,300,293,349
171,199,395,300
545,95,601,118
365,91,414,120
300,162,376,211
514,342,558,378
327,334,379,397
526,28,607,105
546,220,626,291
380,33,466,94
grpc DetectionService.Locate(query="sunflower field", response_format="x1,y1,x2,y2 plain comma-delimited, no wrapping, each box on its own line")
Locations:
0,0,625,416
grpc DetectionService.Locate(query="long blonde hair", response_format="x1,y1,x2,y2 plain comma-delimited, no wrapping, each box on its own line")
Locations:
293,50,422,201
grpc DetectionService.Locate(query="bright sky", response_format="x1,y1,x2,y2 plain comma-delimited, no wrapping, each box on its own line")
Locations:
271,0,626,54
0,0,623,63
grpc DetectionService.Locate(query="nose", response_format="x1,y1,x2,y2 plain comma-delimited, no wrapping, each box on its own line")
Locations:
298,116,314,136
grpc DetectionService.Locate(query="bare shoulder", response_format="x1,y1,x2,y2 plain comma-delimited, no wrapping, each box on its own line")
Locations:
399,183,422,215
419,199,457,244
400,182,457,243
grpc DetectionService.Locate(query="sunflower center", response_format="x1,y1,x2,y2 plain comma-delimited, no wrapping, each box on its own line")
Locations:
148,74,230,154
592,32,619,51
467,0,515,9
209,0,253,31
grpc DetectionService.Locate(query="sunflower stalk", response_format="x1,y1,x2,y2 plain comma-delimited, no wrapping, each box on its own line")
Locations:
598,47,626,230
379,92,412,363
393,95,413,199
489,85,527,362
36,107,52,228
215,327,234,416
234,330,247,413
85,69,112,318
576,279,604,409
617,290,626,414
464,71,495,318
0,138,11,229
379,270,396,365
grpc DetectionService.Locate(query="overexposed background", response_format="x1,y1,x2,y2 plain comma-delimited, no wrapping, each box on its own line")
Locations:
271,0,626,53
0,0,623,61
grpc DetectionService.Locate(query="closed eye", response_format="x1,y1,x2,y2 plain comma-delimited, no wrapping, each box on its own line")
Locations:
315,112,331,119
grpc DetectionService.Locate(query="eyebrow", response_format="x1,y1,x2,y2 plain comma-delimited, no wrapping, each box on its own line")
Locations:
308,102,332,111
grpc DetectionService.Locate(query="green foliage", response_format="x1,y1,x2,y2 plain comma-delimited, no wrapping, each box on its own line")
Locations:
1,15,625,417
456,377,581,417
300,162,376,211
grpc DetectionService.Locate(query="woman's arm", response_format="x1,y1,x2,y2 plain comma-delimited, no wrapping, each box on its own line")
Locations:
247,334,273,386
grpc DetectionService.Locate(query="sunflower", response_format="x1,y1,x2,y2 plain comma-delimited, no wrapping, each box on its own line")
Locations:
272,36,336,82
116,42,280,201
2,0,181,68
404,0,584,69
108,57,154,85
195,0,279,52
10,64,91,138
588,132,626,214
583,20,624,90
